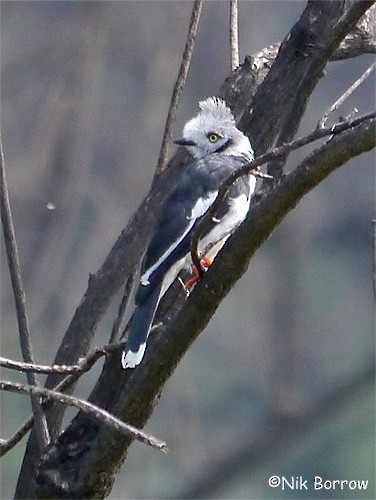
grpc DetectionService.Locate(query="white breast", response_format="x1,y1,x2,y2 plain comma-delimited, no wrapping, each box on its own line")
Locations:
199,175,255,259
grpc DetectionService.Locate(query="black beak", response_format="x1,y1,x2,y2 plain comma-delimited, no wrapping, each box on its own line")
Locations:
174,138,196,146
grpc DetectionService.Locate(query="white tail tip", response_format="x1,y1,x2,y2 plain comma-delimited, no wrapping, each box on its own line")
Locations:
121,343,146,369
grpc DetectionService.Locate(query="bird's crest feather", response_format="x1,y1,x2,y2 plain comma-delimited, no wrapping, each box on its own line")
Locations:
183,96,236,139
198,97,235,126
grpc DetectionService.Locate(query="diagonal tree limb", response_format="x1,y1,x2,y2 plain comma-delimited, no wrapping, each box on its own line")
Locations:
109,272,136,344
0,417,34,458
244,4,375,70
332,3,375,59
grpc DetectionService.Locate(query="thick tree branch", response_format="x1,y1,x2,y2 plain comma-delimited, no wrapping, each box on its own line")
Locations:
109,272,136,343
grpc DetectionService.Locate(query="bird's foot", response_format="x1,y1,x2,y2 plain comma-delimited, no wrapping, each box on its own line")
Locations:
179,256,212,295
150,322,163,334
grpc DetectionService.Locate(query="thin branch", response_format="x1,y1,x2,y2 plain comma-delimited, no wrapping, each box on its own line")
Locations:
230,0,239,71
155,0,203,174
0,357,82,375
0,418,34,457
0,338,122,377
318,61,376,129
53,341,122,394
0,134,50,450
191,112,376,273
0,380,168,453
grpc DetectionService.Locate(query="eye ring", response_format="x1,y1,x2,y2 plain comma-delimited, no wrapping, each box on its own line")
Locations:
208,133,219,143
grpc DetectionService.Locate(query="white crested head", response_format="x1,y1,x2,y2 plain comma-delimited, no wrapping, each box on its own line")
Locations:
175,97,254,161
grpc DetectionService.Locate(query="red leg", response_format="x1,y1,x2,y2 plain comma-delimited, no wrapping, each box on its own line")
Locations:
184,256,213,290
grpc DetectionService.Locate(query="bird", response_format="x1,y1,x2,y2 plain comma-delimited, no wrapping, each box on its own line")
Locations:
121,96,256,369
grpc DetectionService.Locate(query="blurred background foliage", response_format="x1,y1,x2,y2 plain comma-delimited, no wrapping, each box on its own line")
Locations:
0,1,374,499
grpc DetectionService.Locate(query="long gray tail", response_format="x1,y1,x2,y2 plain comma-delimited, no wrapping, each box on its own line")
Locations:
121,285,161,369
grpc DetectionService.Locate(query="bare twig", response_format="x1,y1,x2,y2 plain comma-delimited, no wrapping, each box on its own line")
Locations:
318,62,376,129
0,418,34,457
191,112,376,273
0,380,168,453
0,357,82,374
155,0,203,174
54,341,123,394
0,337,122,378
0,135,50,450
230,0,239,71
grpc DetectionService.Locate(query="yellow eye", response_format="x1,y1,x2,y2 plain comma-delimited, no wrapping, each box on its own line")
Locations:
208,133,219,143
